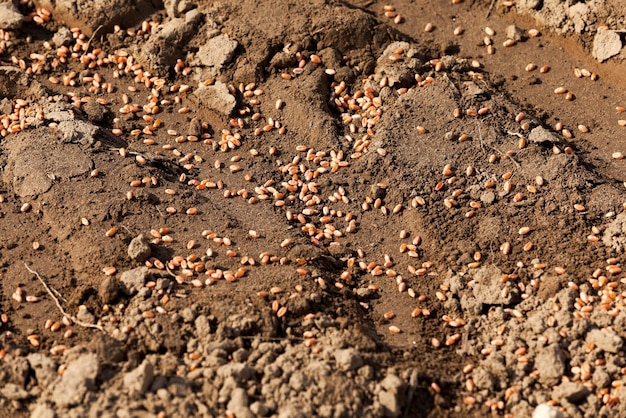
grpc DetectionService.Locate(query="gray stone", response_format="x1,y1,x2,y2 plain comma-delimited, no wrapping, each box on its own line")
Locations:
551,381,590,403
196,34,238,71
128,234,151,262
535,344,565,386
592,29,623,62
592,367,611,389
505,25,524,41
192,81,236,116
586,328,623,353
120,267,149,295
123,360,154,396
52,353,99,408
533,404,564,418
0,1,22,30
52,27,73,47
334,348,363,371
529,126,559,144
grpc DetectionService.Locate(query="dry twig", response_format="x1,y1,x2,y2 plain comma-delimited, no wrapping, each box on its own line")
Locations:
24,263,105,332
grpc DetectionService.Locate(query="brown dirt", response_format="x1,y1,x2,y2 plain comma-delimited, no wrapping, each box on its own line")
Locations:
1,0,626,417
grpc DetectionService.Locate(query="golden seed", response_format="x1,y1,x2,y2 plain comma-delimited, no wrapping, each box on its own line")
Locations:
384,311,395,320
503,39,515,47
618,120,626,127
389,325,401,334
525,63,536,72
453,26,464,36
424,22,434,32
539,65,550,73
554,87,567,94
20,203,32,212
519,226,531,235
523,242,533,251
578,124,589,133
612,152,624,160
574,203,585,211
105,227,117,237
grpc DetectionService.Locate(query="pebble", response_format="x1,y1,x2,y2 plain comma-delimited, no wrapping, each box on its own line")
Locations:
533,404,564,418
123,360,154,396
128,234,152,262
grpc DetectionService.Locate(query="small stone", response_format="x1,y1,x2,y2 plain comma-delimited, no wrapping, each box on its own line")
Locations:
592,367,611,389
0,1,23,30
586,328,623,353
592,29,623,62
535,344,565,386
533,404,564,418
529,126,559,144
192,81,236,116
120,267,150,295
195,34,238,71
189,118,203,136
52,27,73,47
334,348,363,371
128,234,151,262
123,360,154,396
505,25,524,42
99,275,122,305
551,381,590,403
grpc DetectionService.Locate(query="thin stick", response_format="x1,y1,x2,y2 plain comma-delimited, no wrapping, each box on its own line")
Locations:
25,263,104,332
486,0,497,18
